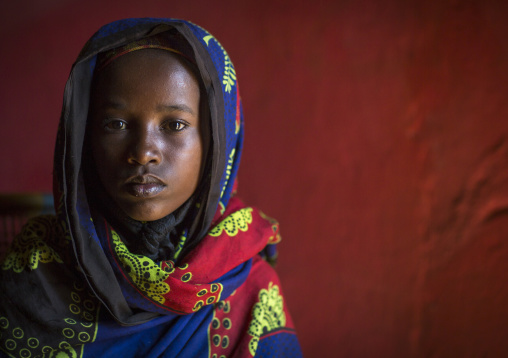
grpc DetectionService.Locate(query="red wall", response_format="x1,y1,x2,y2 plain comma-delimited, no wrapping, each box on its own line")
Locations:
2,0,508,356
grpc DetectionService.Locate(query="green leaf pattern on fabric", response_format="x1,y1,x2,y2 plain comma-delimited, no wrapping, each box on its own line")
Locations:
110,230,170,304
248,283,286,356
208,207,253,237
203,34,237,93
2,216,64,273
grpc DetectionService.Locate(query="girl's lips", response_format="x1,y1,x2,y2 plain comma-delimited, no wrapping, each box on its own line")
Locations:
125,183,165,197
123,175,166,197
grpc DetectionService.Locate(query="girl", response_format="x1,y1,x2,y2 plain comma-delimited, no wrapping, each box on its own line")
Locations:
0,18,302,358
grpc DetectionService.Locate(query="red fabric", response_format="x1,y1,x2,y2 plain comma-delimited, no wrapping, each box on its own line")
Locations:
105,197,279,314
208,255,296,357
185,197,274,280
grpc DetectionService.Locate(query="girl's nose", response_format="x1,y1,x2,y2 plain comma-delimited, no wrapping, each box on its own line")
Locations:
127,130,162,166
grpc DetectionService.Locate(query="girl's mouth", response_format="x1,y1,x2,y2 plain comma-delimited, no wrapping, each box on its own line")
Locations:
124,175,166,197
125,183,165,197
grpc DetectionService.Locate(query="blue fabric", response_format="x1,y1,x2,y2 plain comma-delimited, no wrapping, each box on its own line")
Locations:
257,331,305,358
85,307,212,358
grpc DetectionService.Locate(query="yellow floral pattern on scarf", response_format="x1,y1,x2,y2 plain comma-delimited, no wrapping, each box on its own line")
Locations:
110,230,170,304
2,216,63,273
208,207,253,237
248,282,286,356
220,148,236,198
203,34,236,93
220,148,236,199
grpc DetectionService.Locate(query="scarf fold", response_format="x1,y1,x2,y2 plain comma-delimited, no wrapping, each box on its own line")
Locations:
101,197,274,314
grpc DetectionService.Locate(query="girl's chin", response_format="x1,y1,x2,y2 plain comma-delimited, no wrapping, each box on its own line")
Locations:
115,199,176,222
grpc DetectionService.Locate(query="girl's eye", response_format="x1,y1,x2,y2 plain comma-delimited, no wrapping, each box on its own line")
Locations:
104,119,127,130
164,121,188,132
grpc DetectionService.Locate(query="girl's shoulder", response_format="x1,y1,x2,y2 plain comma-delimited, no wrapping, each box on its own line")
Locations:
1,214,71,272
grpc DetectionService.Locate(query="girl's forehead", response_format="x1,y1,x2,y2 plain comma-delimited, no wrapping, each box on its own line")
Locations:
92,49,200,98
90,50,201,114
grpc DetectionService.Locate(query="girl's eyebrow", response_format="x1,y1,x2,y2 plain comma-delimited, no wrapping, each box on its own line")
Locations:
157,104,196,115
101,99,126,109
100,100,196,116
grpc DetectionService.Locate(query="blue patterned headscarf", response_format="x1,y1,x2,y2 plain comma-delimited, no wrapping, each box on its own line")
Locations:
48,17,246,324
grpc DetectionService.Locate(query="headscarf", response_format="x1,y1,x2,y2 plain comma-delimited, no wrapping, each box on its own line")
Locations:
0,18,302,358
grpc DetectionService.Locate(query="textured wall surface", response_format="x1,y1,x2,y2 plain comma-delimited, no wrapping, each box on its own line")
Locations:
1,0,508,357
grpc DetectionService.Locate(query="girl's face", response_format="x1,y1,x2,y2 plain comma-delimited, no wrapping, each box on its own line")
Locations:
90,49,205,222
